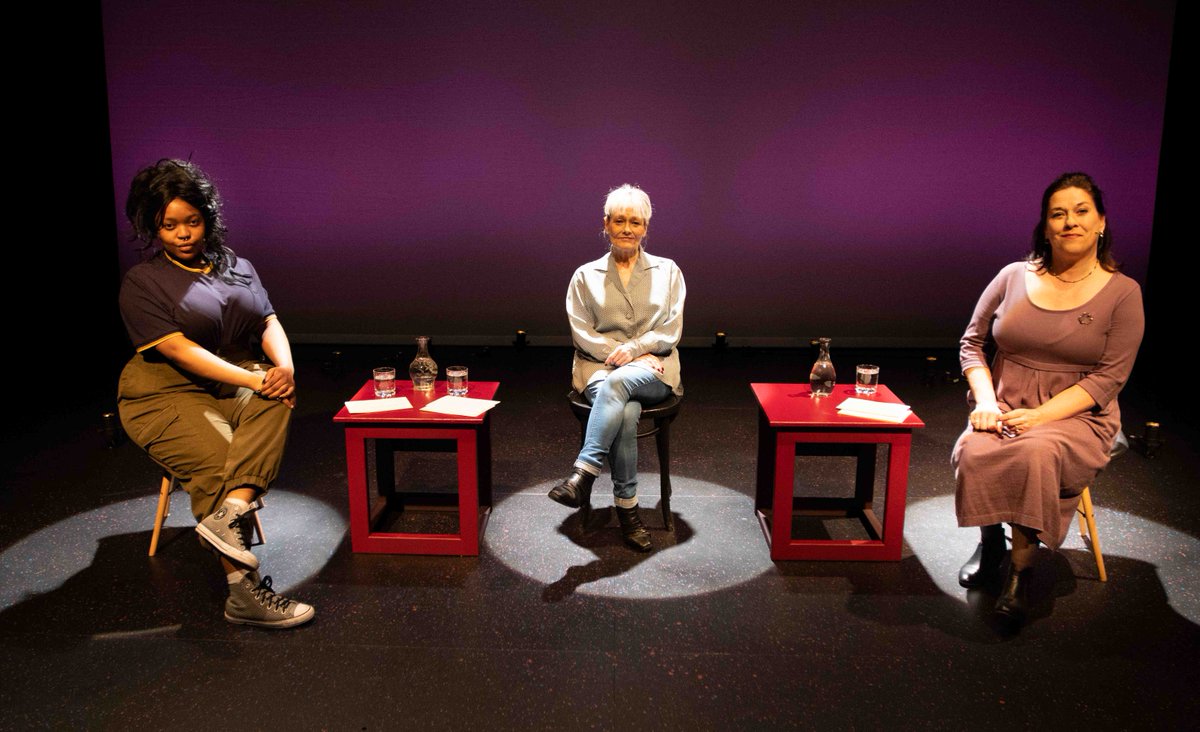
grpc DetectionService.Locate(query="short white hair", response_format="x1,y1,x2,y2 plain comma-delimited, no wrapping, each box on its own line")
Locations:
603,184,652,223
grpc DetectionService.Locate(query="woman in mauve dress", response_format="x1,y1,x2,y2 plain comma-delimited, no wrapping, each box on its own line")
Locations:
952,172,1143,627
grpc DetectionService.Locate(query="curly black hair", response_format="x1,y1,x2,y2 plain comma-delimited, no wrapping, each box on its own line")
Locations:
125,159,245,282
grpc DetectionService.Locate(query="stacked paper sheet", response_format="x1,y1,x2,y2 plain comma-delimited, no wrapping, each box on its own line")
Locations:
836,397,913,423
420,396,500,418
343,396,414,413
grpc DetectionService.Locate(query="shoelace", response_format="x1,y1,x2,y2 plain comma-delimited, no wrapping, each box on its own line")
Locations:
251,576,295,612
226,502,261,549
226,515,250,550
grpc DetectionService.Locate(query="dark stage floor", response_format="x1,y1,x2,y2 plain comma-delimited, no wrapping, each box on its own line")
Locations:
2,346,1197,730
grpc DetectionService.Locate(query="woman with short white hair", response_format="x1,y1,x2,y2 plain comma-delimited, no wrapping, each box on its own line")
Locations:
549,184,686,552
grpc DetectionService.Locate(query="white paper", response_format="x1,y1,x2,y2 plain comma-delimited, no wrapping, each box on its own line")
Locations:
343,396,413,413
836,397,913,423
420,396,500,417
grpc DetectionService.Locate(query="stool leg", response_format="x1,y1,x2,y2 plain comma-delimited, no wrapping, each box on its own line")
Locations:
575,410,591,530
1078,487,1107,582
252,495,266,546
656,416,674,531
580,499,591,532
149,475,172,557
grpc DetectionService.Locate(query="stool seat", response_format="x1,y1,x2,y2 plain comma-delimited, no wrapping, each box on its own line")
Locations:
567,390,682,530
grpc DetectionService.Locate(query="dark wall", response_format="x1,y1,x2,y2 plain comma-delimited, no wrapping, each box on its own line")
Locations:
11,3,123,427
101,1,1175,345
2,1,1181,449
1139,4,1183,412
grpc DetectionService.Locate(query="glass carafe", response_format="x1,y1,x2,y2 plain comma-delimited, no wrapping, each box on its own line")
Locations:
809,337,836,397
409,336,438,391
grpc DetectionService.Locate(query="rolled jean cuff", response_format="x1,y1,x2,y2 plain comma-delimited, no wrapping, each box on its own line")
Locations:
574,460,601,476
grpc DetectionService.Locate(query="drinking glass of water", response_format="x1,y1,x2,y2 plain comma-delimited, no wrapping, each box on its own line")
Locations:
446,366,469,396
373,367,397,398
855,364,879,395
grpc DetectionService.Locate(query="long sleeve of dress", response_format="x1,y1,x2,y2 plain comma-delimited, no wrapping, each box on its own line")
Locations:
958,264,1016,374
1075,283,1144,408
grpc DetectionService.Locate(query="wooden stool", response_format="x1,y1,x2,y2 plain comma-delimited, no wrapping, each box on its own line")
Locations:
149,475,265,556
1073,432,1129,582
567,390,682,530
1075,487,1106,582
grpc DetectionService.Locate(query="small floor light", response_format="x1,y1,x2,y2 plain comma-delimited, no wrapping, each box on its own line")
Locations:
922,355,939,386
1131,421,1163,458
100,412,125,449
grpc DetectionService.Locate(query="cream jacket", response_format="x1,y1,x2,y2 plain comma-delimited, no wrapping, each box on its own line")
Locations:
566,249,685,395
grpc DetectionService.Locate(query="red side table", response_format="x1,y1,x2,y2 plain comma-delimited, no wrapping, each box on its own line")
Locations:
333,380,499,556
751,383,924,561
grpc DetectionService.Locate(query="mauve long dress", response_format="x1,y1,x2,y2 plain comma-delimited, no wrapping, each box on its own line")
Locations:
952,262,1144,548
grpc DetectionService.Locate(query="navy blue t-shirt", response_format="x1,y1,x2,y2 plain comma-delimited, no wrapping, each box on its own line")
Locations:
119,252,275,354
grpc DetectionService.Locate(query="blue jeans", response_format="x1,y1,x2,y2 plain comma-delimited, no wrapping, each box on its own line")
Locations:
576,364,672,499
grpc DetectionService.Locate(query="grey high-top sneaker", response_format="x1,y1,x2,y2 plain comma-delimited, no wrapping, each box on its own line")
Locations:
225,571,315,629
196,500,259,569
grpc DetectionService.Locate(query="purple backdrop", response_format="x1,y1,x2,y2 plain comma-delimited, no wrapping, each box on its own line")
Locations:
104,0,1174,344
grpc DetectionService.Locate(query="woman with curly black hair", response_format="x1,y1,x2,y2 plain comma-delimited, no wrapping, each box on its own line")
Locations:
118,159,313,629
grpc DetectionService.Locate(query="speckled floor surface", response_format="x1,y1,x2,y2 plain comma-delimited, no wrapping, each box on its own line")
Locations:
2,346,1197,730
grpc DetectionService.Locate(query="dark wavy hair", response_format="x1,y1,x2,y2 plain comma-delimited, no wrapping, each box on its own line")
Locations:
1028,171,1118,272
125,159,245,282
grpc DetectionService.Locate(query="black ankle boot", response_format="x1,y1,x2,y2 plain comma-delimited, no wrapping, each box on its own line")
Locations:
994,564,1033,625
615,505,652,552
959,524,1007,588
548,469,595,509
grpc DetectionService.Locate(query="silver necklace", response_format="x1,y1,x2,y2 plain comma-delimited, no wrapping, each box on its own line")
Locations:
1050,260,1097,284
